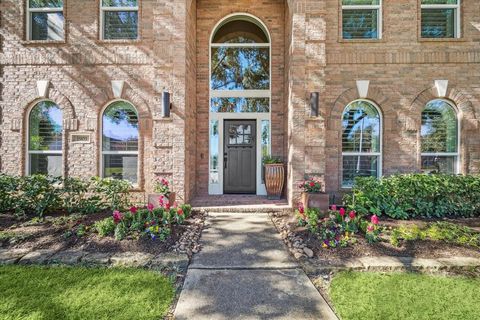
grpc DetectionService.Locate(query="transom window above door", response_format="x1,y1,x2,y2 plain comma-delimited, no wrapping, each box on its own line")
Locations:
210,15,270,113
100,0,139,40
341,0,382,40
421,0,460,38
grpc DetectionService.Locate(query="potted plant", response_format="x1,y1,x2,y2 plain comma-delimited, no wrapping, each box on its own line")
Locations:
299,177,329,212
147,177,176,208
263,156,285,200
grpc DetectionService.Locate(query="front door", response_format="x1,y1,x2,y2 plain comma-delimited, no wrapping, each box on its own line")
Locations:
223,120,257,194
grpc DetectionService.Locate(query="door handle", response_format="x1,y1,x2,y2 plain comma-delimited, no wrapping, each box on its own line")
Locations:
224,153,228,169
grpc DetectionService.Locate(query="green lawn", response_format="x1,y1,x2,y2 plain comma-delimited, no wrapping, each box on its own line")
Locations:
330,271,480,320
0,266,174,320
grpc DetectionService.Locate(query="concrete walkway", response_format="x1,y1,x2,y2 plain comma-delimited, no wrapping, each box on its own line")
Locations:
174,212,338,320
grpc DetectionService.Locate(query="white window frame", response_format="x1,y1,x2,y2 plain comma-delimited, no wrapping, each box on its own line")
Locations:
420,0,461,38
100,99,140,187
99,1,139,40
341,99,383,188
26,100,64,176
26,0,65,41
208,13,272,196
341,0,382,40
420,99,460,174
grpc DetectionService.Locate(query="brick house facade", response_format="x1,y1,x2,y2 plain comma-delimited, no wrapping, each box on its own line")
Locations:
1,0,479,206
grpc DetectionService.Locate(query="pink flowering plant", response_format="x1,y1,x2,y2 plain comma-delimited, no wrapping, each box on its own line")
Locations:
296,205,360,248
154,177,171,197
94,202,192,241
299,177,323,193
361,214,382,243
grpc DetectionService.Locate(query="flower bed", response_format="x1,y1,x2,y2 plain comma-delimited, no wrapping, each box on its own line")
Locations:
0,175,204,257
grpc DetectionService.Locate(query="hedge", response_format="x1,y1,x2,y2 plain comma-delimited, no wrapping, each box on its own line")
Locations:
0,174,131,217
344,174,480,219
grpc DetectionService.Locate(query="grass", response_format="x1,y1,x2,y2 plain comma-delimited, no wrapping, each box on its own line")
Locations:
330,271,480,320
0,265,175,320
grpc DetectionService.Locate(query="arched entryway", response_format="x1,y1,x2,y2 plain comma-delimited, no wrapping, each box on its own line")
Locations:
208,14,272,195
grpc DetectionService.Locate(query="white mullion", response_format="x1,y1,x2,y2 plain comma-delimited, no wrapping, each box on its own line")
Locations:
28,151,62,155
420,4,459,9
211,90,271,98
101,6,139,11
211,43,270,48
102,151,139,155
341,5,380,9
342,152,381,156
421,152,458,156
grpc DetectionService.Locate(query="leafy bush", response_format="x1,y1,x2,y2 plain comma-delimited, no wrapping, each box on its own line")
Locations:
94,217,116,237
0,174,132,217
344,174,480,219
91,177,131,211
0,174,20,213
16,175,63,217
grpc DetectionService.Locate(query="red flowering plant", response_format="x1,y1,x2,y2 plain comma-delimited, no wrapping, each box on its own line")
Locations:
154,177,171,197
299,177,323,193
360,214,382,243
297,205,360,248
96,202,192,241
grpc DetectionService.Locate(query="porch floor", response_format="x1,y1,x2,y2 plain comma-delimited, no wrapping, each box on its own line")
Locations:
190,195,291,213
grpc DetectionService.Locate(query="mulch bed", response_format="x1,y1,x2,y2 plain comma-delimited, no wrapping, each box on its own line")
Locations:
0,211,203,256
294,217,480,265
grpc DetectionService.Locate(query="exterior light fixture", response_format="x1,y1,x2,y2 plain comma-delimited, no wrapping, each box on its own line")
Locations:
162,91,171,118
310,92,319,117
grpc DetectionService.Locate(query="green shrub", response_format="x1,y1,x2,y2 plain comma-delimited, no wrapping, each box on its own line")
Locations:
344,174,480,219
94,217,116,237
16,175,63,217
91,177,131,211
0,174,20,213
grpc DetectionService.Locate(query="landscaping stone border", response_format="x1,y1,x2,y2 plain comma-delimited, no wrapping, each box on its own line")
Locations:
0,248,189,271
302,256,480,274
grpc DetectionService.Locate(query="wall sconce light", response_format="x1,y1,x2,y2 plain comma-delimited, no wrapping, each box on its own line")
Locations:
310,92,319,117
162,91,171,118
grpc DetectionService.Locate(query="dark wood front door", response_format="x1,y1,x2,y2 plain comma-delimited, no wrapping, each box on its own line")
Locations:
223,120,256,194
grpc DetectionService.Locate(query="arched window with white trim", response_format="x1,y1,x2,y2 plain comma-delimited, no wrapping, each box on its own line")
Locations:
101,101,139,185
28,101,63,176
421,99,459,174
342,100,382,187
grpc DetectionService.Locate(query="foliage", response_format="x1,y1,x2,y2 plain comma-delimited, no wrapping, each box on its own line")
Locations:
389,221,480,248
16,175,63,218
91,177,131,211
154,177,171,197
298,176,323,193
262,155,282,164
297,206,359,248
360,215,382,243
330,271,480,320
94,217,116,237
344,174,480,219
61,177,103,215
97,204,193,242
0,266,174,320
0,174,132,217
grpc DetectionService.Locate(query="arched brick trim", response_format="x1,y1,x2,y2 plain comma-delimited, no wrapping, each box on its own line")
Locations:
20,87,76,121
97,83,152,121
410,86,478,174
328,86,394,130
410,86,476,121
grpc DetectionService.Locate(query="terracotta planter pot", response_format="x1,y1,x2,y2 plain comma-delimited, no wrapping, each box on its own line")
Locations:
301,192,329,212
265,163,285,200
147,192,176,208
